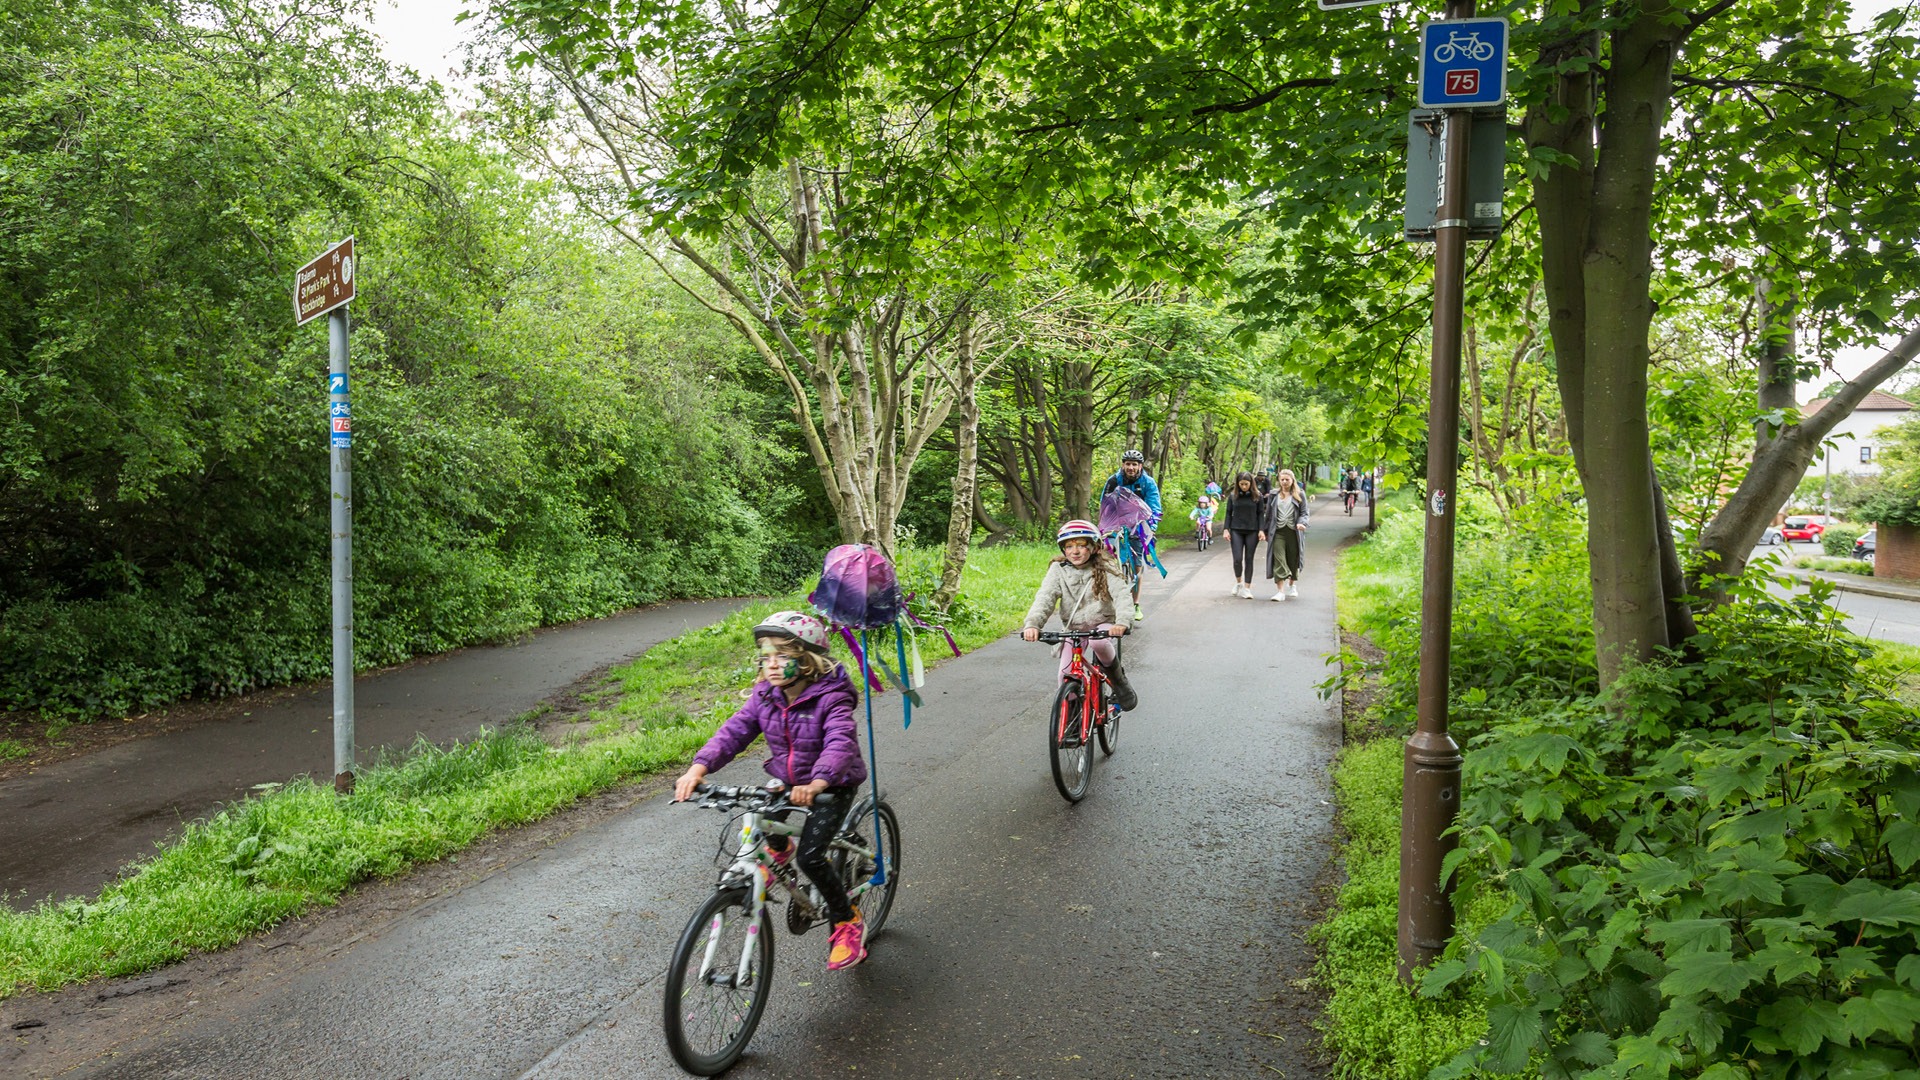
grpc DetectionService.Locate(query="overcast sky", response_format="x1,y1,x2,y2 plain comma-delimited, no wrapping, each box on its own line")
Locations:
365,0,1916,389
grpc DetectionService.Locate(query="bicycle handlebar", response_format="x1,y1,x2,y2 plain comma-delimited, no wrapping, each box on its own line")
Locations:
1034,629,1122,644
684,782,838,809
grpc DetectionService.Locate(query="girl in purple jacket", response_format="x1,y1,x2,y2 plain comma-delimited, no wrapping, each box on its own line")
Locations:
673,610,871,970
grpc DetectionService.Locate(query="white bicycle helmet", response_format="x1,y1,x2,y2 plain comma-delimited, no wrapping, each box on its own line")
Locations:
752,610,831,654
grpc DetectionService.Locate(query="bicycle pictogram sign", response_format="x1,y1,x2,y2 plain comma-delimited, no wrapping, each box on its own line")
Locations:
1418,17,1508,109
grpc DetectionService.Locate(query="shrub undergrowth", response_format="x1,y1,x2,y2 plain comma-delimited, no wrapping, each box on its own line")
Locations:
1322,497,1920,1079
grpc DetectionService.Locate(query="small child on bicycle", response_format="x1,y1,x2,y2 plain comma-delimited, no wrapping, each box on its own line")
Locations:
1189,495,1215,541
1020,520,1135,710
673,611,871,971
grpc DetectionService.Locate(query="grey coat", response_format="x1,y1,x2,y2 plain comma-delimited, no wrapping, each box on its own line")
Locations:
1266,490,1309,580
1023,559,1134,633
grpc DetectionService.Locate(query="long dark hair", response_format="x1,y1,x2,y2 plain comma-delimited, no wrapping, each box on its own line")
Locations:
1053,542,1122,604
1228,470,1258,506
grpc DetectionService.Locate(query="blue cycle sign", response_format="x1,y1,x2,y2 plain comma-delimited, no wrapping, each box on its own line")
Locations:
1418,17,1508,108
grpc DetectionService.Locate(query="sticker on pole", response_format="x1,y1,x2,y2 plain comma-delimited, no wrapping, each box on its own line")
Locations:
1418,18,1507,109
329,373,348,395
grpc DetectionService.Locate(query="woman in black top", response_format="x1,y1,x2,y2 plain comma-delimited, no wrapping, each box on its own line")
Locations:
1220,471,1268,599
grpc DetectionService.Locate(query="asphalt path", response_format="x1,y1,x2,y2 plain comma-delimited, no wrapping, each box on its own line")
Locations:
0,598,752,909
7,499,1357,1079
1746,543,1920,647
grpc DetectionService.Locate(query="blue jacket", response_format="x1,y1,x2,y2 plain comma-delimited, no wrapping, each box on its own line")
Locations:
1103,470,1162,520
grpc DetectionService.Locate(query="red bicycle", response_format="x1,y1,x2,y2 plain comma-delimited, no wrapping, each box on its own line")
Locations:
1035,630,1122,802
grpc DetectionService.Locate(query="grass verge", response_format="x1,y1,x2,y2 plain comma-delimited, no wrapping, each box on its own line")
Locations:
0,541,1056,998
1315,501,1508,1078
1791,555,1874,574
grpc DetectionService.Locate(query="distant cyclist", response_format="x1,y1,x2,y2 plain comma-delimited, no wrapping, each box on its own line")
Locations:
1340,468,1360,515
1101,449,1162,621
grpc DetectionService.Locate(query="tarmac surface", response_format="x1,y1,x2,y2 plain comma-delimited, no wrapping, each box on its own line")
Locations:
0,598,752,909
1,496,1360,1079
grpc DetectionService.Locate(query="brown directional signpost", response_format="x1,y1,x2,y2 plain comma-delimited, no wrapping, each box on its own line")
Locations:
1325,0,1502,980
295,238,358,794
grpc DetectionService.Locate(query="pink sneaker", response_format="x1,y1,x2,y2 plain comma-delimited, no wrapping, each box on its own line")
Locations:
826,909,867,971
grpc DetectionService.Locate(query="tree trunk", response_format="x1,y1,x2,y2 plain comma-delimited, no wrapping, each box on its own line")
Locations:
935,308,979,610
1578,11,1682,686
1054,360,1097,518
1695,323,1920,597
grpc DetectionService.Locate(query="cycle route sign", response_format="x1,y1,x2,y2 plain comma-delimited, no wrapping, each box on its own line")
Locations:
1418,17,1508,109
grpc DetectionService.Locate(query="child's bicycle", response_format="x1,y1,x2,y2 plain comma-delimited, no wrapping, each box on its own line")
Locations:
1034,630,1122,802
1195,520,1213,551
664,783,900,1075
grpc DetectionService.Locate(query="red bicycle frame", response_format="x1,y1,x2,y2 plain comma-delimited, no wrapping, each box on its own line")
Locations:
1055,635,1111,745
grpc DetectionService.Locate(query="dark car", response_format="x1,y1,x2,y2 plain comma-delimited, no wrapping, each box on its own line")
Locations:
1854,528,1876,564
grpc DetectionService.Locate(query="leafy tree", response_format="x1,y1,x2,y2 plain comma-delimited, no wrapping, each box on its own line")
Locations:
486,0,1920,688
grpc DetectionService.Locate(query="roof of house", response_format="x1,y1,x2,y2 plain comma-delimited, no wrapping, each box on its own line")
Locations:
1803,390,1915,415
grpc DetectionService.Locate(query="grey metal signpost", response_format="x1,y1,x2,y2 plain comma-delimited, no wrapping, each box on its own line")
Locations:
296,238,358,795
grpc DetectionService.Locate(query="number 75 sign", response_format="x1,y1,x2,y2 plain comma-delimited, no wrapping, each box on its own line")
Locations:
1418,17,1508,109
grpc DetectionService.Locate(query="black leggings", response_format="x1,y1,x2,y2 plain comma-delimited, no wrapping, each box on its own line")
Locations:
768,786,857,923
1229,529,1261,582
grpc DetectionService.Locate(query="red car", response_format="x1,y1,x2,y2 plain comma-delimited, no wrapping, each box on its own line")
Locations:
1779,516,1828,542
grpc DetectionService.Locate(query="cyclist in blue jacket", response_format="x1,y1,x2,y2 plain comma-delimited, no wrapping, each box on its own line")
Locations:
1101,450,1162,621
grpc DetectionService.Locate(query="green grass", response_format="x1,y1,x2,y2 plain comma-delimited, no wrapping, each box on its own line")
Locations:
1333,490,1422,637
1862,638,1920,707
0,738,31,761
1312,740,1504,1079
0,541,1056,999
1318,509,1515,1079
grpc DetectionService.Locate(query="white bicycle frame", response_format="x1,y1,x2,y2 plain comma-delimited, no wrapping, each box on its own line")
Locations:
695,800,884,987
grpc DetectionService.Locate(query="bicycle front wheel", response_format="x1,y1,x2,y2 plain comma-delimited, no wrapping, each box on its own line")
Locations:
663,887,775,1076
836,798,901,939
1050,683,1093,802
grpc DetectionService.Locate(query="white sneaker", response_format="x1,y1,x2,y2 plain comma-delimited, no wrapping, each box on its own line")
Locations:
1287,581,1299,598
1237,585,1252,599
1270,590,1286,601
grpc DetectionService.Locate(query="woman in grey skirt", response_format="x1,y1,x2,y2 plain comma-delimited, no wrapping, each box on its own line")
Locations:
1267,469,1310,600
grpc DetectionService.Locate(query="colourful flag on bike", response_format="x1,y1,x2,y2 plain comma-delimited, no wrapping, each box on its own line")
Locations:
1098,487,1155,533
809,543,905,629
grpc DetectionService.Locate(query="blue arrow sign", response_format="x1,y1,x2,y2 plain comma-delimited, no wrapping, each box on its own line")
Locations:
328,373,348,395
1418,17,1508,109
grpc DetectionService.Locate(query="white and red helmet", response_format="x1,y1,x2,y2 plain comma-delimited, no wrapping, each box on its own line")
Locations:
1056,519,1100,548
752,610,831,654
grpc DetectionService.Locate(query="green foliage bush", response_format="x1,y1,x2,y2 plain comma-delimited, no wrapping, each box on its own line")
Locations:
1326,504,1920,1079
0,4,794,717
1347,495,1597,732
1821,524,1865,558
1420,580,1920,1079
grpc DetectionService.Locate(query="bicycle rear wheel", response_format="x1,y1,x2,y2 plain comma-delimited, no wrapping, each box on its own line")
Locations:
1050,683,1093,802
663,887,774,1076
836,798,901,939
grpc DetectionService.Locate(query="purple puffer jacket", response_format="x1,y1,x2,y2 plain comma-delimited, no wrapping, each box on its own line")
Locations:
693,665,867,788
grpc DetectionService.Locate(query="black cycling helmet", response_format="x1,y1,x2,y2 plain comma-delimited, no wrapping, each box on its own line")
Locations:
1121,449,1145,463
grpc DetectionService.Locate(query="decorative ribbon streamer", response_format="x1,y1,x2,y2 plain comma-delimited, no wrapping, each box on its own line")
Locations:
857,629,888,886
903,607,962,657
835,625,885,691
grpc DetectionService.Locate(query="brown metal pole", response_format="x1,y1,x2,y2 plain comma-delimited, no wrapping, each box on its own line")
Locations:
1399,0,1474,981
